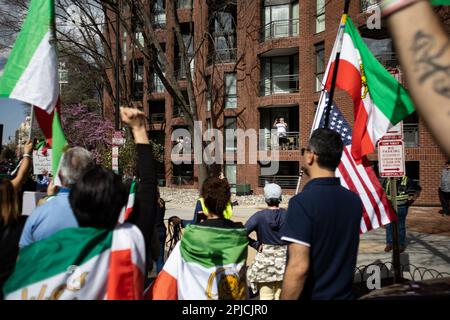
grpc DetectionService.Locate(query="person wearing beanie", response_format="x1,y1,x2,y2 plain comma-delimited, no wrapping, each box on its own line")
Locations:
245,183,287,300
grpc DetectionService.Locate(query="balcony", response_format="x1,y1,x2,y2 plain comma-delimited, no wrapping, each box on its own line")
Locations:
260,19,299,42
260,131,300,151
375,51,399,69
260,74,299,96
149,112,165,124
258,175,298,189
404,124,419,147
208,48,237,65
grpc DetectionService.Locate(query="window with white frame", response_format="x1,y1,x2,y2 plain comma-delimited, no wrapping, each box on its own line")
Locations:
224,73,237,109
315,42,325,92
316,0,325,33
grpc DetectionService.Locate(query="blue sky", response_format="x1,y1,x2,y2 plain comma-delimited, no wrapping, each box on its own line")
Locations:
0,98,29,145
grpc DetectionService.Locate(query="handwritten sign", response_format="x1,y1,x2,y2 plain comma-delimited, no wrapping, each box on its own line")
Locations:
33,149,52,175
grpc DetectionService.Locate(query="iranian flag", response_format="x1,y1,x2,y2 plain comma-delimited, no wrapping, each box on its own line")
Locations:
0,0,67,175
149,225,248,300
3,224,146,300
119,179,136,224
324,17,415,161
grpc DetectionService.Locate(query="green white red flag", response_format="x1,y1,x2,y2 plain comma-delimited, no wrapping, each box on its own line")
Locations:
324,17,415,161
149,224,248,300
0,0,67,175
119,179,136,224
3,224,146,300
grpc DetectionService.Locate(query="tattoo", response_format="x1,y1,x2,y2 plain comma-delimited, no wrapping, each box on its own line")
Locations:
410,30,450,99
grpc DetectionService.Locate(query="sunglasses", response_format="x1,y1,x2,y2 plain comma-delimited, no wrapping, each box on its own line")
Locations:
301,148,318,156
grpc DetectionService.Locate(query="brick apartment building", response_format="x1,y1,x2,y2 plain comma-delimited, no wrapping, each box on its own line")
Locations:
104,0,449,206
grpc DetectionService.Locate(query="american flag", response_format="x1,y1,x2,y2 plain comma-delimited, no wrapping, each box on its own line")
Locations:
313,92,396,233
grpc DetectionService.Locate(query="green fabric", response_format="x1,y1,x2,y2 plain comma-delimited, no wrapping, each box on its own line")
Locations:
3,228,112,295
180,224,248,269
51,109,68,176
345,17,416,125
0,0,54,96
431,0,450,5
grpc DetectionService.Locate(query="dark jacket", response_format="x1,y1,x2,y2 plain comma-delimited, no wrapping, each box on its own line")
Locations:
127,144,158,273
0,215,28,299
245,208,287,250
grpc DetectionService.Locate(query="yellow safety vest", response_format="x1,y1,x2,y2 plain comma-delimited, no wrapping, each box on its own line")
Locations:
198,198,233,220
385,176,410,202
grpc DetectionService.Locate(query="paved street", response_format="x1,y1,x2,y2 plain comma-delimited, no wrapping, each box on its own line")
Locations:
164,205,450,280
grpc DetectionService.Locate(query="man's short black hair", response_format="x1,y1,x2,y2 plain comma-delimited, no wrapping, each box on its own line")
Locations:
308,128,344,171
70,166,127,229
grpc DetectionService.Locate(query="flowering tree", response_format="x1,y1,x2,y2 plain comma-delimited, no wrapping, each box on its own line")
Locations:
61,104,114,163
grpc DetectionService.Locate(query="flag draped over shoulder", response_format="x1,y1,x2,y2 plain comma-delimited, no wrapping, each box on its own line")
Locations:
324,17,415,161
0,0,67,175
150,225,248,300
3,224,146,300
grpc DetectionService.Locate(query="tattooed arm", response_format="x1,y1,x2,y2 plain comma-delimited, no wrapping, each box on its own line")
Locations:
387,1,450,157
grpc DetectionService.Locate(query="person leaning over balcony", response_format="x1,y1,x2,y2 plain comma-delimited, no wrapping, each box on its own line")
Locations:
245,183,287,300
381,0,450,157
273,118,289,150
280,128,363,300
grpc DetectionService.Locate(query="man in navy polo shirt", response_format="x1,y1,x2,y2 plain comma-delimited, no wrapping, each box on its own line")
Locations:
280,128,362,300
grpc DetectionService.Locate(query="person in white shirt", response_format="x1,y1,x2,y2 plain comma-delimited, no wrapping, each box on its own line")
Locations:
273,118,288,150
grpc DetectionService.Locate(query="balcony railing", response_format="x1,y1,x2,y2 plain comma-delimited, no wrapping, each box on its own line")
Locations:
404,123,419,147
260,74,299,96
149,112,165,124
177,0,193,9
208,47,237,65
172,175,194,185
260,19,299,42
258,175,298,189
172,107,185,118
260,131,300,151
375,52,399,69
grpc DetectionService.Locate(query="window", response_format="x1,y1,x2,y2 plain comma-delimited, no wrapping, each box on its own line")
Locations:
261,54,299,96
173,90,189,118
175,24,194,79
361,0,379,12
133,22,144,48
403,112,419,147
224,164,237,193
177,0,193,9
316,0,325,33
133,59,144,100
224,117,237,152
153,0,166,27
206,76,212,112
363,37,397,68
262,0,299,40
224,73,237,109
122,31,127,62
210,7,237,63
315,42,325,92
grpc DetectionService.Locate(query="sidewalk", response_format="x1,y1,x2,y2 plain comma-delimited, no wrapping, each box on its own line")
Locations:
163,205,450,278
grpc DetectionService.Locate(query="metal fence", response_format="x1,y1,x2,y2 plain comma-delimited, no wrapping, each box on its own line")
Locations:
260,74,299,96
260,131,300,151
258,175,298,189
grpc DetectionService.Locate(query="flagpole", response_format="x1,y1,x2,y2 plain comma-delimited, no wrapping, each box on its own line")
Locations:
28,104,34,141
323,0,351,128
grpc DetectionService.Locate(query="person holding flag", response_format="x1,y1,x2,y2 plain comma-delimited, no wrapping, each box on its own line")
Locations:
150,177,248,300
0,0,67,177
4,107,159,300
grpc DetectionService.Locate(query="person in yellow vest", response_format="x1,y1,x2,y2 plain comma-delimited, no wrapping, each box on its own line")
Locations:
383,176,421,253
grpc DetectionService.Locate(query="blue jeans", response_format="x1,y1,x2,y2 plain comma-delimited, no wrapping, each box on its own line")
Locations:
386,205,409,246
156,229,166,274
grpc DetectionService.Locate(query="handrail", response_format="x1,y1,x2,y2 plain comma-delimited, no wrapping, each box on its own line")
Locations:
260,74,299,96
260,18,299,42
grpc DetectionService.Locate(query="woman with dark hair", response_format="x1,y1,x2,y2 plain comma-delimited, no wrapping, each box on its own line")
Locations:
151,177,248,300
0,141,33,298
3,108,158,300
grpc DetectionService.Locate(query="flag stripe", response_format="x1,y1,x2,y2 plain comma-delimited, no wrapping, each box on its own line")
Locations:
10,31,59,112
3,228,112,295
150,270,178,300
0,0,54,98
180,225,248,268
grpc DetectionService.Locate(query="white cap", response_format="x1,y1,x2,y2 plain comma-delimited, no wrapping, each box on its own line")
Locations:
264,183,282,201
